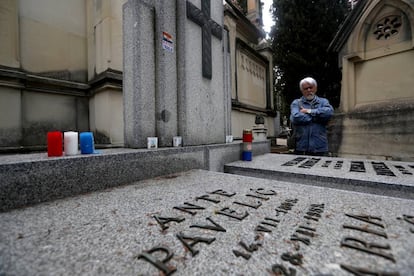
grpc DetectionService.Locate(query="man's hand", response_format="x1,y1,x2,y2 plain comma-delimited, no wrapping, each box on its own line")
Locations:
300,107,312,114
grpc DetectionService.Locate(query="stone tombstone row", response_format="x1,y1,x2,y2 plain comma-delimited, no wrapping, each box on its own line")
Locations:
225,154,414,189
123,0,229,148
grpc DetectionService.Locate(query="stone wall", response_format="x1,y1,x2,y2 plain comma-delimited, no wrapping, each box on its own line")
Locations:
328,100,414,161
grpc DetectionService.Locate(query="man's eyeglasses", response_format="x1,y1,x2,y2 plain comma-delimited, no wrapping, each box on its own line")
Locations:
303,86,313,90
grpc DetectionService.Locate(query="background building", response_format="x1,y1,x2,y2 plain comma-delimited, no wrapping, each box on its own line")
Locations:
329,0,414,161
0,0,276,152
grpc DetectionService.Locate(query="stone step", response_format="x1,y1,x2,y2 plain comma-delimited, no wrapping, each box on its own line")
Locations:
0,169,413,275
224,153,414,200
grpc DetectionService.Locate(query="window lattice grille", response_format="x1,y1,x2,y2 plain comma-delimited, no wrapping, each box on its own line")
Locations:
373,15,402,40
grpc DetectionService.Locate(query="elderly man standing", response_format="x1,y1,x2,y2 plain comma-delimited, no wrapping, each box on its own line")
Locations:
290,77,334,156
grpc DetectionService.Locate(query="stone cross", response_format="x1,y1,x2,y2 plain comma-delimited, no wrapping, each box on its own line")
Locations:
186,0,223,79
123,0,227,147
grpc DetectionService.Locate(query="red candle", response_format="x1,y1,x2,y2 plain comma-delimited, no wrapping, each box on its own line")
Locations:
242,129,253,142
242,129,253,161
47,131,63,157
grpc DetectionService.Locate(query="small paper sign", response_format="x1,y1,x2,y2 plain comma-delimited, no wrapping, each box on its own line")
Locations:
162,31,174,52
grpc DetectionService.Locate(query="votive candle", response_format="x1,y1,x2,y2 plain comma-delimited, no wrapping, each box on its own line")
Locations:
47,131,63,157
64,131,78,156
80,132,95,154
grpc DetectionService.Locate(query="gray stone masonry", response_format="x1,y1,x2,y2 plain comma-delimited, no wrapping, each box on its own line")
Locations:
0,141,270,212
225,153,414,200
1,170,413,275
123,0,156,148
123,0,228,148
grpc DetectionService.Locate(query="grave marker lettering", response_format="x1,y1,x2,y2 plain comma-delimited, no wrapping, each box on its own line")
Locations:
132,171,413,274
0,170,413,274
225,154,414,199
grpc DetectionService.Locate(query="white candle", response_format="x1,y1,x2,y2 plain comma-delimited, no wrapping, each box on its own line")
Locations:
64,131,78,156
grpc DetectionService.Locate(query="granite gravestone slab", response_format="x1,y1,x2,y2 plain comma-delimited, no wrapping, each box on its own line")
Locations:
123,0,228,148
0,170,413,275
225,153,414,200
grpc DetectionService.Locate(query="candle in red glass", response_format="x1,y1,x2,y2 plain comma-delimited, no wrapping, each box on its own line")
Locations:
47,131,63,157
242,129,253,161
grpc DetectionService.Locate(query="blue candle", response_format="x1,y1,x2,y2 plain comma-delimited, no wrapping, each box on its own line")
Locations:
80,132,95,154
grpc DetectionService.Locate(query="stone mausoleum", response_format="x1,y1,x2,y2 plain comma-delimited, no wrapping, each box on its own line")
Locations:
0,0,275,152
329,0,414,161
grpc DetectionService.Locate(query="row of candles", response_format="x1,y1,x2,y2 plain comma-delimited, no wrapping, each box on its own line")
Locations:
48,132,236,157
47,131,96,157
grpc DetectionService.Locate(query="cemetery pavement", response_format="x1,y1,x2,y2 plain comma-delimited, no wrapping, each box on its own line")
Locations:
0,169,413,275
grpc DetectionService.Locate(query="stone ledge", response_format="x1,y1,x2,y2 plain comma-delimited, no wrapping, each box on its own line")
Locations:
0,141,270,212
224,153,414,200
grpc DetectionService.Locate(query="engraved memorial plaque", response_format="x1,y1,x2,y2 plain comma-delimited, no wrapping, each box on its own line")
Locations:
225,154,414,200
235,39,270,110
134,171,413,275
0,169,413,275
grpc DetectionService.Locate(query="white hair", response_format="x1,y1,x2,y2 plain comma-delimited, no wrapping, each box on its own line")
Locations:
299,77,317,90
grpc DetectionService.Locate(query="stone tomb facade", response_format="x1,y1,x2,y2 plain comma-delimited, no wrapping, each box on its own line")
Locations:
223,0,276,138
328,0,414,161
0,0,276,152
123,0,229,148
0,170,413,275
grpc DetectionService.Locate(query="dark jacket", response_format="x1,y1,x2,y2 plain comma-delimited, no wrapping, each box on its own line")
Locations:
290,96,334,153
